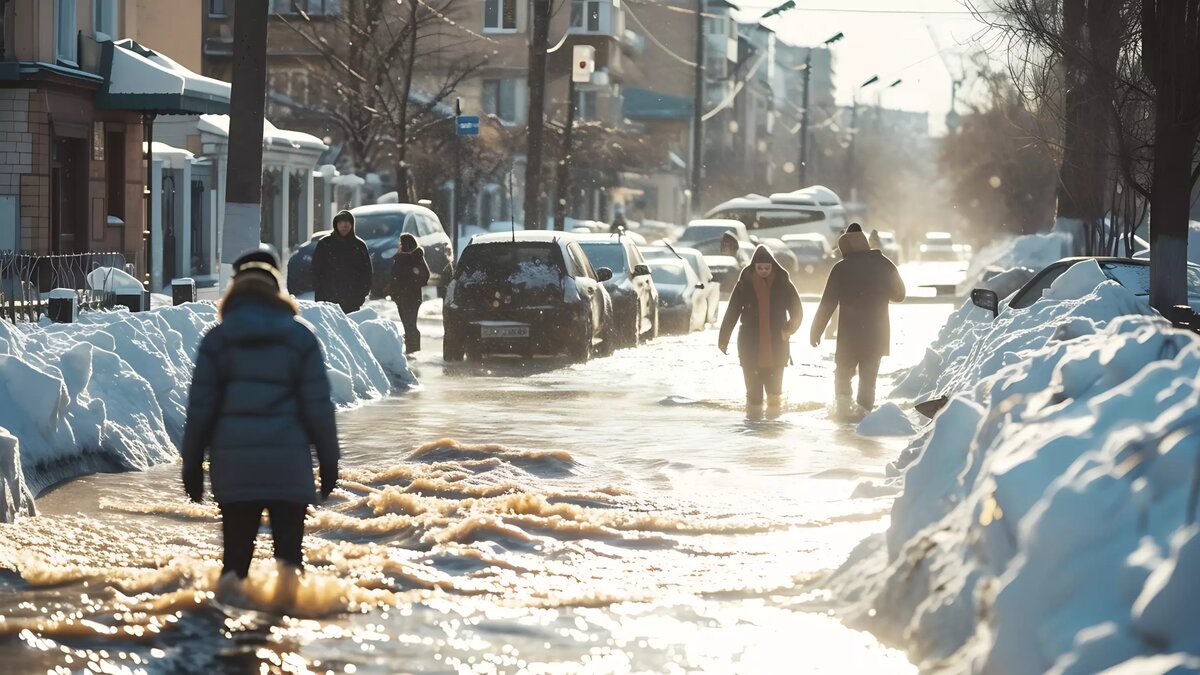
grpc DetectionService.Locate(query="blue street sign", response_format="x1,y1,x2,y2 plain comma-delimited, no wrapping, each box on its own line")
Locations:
456,115,480,137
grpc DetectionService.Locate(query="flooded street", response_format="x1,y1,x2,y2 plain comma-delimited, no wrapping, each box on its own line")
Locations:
0,297,952,674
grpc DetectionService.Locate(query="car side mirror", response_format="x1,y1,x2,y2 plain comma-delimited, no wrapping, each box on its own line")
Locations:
596,267,614,283
632,264,651,277
970,288,999,318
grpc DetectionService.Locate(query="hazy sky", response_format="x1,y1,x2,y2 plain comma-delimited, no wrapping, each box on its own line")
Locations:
736,0,999,134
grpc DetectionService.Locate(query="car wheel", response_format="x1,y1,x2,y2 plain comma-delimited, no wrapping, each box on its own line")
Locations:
626,311,641,349
649,306,660,340
443,333,465,362
570,320,593,363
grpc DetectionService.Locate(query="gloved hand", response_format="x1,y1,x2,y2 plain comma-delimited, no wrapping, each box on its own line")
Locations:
320,467,338,500
183,465,204,504
718,341,728,355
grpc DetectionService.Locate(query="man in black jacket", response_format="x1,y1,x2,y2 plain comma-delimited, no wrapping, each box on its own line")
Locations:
312,210,373,313
809,223,905,416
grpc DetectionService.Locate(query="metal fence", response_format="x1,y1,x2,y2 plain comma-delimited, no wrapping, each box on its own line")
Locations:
0,252,130,323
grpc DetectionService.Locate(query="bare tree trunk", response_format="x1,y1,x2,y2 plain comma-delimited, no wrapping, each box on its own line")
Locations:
524,0,552,229
396,0,419,202
1145,0,1200,312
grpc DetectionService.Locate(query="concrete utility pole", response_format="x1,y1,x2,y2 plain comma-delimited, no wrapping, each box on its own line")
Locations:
554,77,578,231
798,33,842,188
524,0,552,229
222,0,269,290
690,0,705,215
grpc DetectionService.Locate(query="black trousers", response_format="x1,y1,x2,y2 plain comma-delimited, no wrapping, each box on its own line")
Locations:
395,298,421,353
219,501,307,579
835,350,883,410
743,367,784,406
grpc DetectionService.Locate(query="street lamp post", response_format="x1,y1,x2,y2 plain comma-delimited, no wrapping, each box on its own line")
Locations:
796,32,844,186
846,75,880,203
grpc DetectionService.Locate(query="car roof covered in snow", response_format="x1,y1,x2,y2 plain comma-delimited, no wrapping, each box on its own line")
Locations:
469,230,571,246
350,203,437,218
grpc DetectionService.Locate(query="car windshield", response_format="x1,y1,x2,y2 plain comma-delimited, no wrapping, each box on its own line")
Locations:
679,224,735,244
650,264,688,286
456,243,564,288
1103,262,1200,298
353,213,407,240
579,243,627,274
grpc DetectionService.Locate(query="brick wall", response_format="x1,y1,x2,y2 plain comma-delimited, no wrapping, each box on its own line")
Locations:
0,89,50,253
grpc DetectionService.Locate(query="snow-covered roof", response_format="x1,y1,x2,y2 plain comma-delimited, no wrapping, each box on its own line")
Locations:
471,231,568,245
197,114,327,153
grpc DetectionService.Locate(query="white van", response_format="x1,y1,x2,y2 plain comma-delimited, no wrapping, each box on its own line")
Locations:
704,185,849,246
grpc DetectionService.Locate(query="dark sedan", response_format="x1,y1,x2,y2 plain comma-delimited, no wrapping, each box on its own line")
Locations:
577,234,659,348
286,204,453,299
649,259,708,334
443,232,616,363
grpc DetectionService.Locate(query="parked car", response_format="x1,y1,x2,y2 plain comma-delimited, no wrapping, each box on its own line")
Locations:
876,230,903,263
640,245,721,324
443,231,615,362
970,257,1200,317
757,237,801,277
782,233,834,289
704,254,742,300
649,259,708,334
287,203,453,298
677,219,751,248
576,233,659,347
919,231,971,263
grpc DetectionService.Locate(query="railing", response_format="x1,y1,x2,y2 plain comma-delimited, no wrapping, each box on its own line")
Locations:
0,252,130,323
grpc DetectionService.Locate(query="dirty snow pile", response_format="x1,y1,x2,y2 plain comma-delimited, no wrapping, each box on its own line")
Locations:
0,301,413,522
828,259,1200,673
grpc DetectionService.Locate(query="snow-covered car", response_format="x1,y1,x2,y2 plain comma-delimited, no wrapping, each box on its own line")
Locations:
640,245,720,325
676,219,750,248
443,231,615,362
576,233,659,347
287,203,454,299
649,259,708,334
970,257,1200,317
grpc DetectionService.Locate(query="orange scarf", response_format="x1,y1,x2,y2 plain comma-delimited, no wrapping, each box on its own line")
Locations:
751,269,775,368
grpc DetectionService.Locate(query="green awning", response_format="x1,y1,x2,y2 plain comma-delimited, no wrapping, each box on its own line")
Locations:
623,87,692,121
95,39,230,115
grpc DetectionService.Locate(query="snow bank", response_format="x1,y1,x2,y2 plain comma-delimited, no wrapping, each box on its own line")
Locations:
856,403,917,437
962,231,1072,295
0,300,414,521
0,428,35,522
829,258,1200,672
893,260,1153,402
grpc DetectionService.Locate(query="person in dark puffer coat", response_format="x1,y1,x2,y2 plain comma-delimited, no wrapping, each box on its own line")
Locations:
391,232,430,354
810,223,905,413
312,210,373,313
182,245,340,580
718,245,803,416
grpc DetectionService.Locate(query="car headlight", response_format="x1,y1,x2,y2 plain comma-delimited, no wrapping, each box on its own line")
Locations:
805,264,815,274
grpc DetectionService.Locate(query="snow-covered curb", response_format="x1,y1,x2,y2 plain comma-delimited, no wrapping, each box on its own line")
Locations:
0,301,414,521
827,256,1200,673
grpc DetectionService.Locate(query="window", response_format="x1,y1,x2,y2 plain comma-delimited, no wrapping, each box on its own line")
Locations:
93,0,118,40
482,79,519,123
208,0,229,17
570,0,618,34
575,89,597,121
56,0,78,64
483,0,518,32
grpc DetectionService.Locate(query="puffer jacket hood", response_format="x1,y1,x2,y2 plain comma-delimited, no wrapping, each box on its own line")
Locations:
332,210,356,236
739,244,789,282
399,232,421,253
839,229,870,256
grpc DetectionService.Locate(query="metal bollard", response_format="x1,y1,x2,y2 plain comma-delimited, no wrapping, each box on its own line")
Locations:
113,289,150,312
172,278,197,306
46,288,78,323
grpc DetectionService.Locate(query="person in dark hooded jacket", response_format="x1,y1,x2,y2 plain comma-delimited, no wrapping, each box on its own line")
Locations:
809,223,905,414
391,232,431,354
312,210,373,313
181,245,340,580
718,246,803,415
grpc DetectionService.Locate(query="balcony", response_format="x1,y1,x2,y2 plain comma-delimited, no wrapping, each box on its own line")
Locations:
569,0,623,38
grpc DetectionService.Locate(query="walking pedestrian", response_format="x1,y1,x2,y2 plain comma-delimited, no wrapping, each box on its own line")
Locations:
181,245,340,581
312,210,373,313
869,228,883,251
391,233,431,354
718,246,803,417
720,231,751,268
809,223,906,419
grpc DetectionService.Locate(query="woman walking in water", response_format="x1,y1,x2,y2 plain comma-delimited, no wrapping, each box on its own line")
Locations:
181,245,340,581
718,246,803,418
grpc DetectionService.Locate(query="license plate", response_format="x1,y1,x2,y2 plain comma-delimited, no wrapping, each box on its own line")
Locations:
481,326,530,339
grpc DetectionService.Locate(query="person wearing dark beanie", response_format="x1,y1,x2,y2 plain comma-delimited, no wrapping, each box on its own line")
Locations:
718,245,803,418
